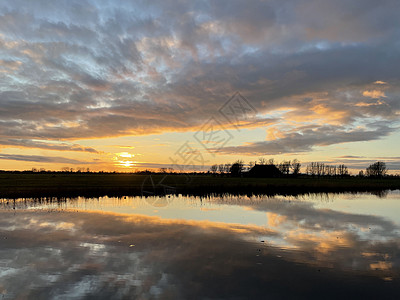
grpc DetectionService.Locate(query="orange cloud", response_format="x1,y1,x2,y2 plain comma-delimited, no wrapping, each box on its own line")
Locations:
362,90,386,98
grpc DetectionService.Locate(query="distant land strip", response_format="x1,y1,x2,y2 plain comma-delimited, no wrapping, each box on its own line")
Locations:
0,173,399,199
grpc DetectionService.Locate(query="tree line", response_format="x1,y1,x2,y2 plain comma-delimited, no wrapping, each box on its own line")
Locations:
0,160,390,178
209,159,389,178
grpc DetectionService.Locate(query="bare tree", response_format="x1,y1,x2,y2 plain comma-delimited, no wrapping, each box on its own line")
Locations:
337,164,349,176
210,164,218,174
258,157,267,165
366,161,387,177
218,164,225,174
248,161,255,170
306,162,326,176
278,161,291,175
291,159,301,175
329,165,337,176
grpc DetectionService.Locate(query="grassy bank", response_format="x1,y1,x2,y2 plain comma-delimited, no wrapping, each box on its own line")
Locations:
0,173,399,199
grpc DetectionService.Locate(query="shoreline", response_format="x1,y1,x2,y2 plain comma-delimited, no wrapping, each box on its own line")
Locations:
0,173,399,199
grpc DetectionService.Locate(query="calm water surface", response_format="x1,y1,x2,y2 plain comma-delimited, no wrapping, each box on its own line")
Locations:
1,191,400,299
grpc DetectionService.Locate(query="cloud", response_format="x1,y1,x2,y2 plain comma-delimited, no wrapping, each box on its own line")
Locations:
0,0,399,155
0,154,94,164
214,123,396,155
0,139,98,153
363,90,386,98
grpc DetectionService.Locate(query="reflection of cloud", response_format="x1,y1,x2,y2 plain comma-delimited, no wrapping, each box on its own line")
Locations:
370,261,392,271
1,205,400,298
242,196,399,236
266,212,287,227
203,194,400,271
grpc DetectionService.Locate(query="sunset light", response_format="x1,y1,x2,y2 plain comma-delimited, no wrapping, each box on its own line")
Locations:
1,1,400,298
0,0,398,173
113,152,136,168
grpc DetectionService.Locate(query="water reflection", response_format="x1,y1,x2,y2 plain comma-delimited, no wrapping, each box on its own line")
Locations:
0,192,400,299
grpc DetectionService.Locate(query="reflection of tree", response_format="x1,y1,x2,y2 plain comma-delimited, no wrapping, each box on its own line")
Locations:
370,189,389,198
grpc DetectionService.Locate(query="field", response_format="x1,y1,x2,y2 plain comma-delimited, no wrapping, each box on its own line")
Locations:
0,172,400,199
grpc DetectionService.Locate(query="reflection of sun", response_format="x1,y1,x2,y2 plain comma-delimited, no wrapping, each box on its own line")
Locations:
113,152,137,168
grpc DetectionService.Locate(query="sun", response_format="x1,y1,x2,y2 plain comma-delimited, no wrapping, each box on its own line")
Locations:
119,160,135,168
113,152,137,168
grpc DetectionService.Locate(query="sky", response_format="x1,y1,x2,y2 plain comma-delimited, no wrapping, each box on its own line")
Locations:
0,0,399,173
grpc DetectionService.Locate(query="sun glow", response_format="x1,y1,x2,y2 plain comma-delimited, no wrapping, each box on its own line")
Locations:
119,160,136,168
117,152,134,158
113,152,137,168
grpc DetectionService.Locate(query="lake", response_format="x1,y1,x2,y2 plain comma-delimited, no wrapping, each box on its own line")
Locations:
1,191,400,299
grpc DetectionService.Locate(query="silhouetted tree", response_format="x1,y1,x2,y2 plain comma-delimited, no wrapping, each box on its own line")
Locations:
291,159,301,175
337,164,349,176
278,161,291,175
258,157,267,165
306,162,348,177
366,161,387,177
230,160,244,177
328,165,337,176
210,164,218,174
248,161,255,170
306,162,323,176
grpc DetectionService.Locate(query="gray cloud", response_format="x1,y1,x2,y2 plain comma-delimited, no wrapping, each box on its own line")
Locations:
214,123,396,155
0,0,399,154
0,154,95,164
0,139,98,153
